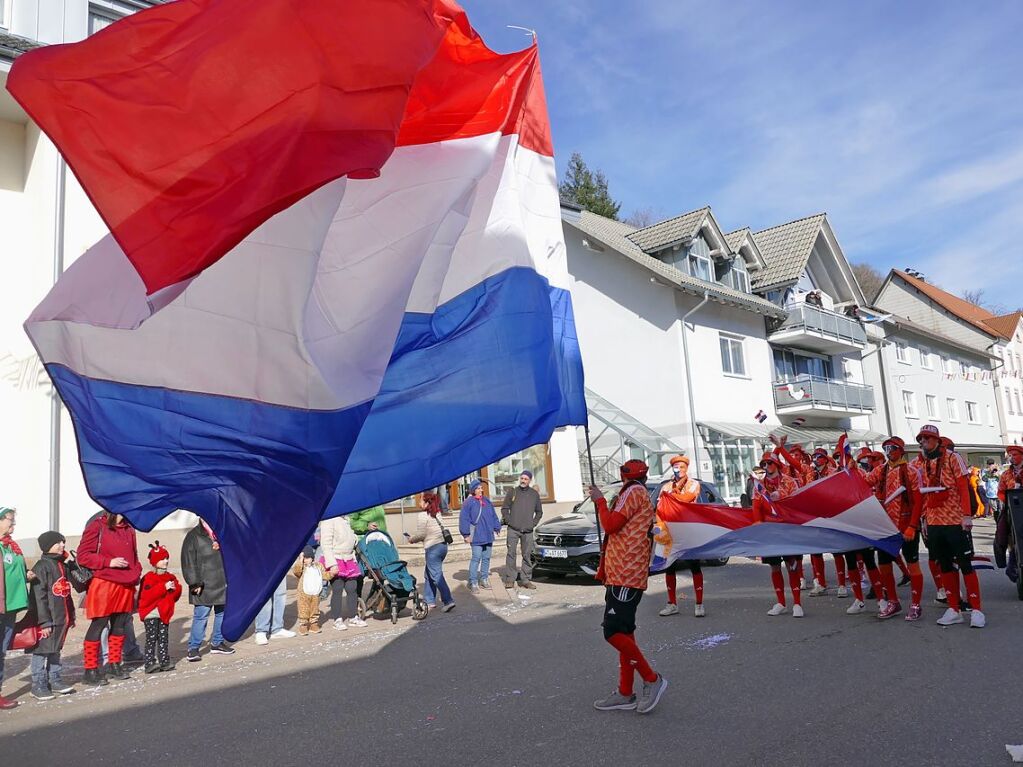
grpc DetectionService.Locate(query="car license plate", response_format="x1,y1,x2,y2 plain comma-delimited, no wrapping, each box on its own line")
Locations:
541,548,568,559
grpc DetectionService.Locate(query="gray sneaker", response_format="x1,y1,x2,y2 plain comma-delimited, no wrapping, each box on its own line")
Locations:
636,674,667,714
593,690,637,711
469,583,480,594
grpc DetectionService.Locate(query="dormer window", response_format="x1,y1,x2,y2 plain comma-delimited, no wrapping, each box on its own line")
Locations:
688,251,712,282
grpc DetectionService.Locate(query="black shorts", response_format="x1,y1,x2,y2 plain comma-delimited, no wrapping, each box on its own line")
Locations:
927,524,973,569
603,585,643,640
843,549,877,570
878,532,920,565
762,555,801,570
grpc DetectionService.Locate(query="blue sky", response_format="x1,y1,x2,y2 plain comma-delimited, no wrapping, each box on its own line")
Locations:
461,0,1023,309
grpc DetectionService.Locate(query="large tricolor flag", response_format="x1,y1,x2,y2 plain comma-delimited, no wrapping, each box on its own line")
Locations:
653,471,902,571
9,0,585,637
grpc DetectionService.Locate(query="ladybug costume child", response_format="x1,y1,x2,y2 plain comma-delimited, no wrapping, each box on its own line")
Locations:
138,542,183,673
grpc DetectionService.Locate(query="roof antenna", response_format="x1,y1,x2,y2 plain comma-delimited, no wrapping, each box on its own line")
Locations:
507,25,537,41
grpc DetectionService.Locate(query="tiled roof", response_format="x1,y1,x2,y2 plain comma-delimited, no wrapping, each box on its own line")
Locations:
868,307,1001,361
983,311,1023,341
892,269,999,338
751,213,826,290
566,210,786,319
624,207,709,253
0,32,42,58
724,227,751,253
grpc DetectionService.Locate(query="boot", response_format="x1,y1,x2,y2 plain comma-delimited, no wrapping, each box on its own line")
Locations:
82,668,109,687
159,660,176,673
144,661,162,674
106,662,132,681
298,619,309,636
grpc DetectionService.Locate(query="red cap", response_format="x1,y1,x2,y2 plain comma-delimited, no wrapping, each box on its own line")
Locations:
759,452,781,469
882,436,906,451
620,459,649,481
1006,445,1023,457
148,541,170,567
916,424,940,442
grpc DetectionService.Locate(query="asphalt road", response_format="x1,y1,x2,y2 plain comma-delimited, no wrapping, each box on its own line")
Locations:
3,519,1020,767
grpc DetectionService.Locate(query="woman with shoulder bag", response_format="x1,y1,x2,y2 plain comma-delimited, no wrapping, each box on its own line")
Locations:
405,493,455,612
319,515,368,630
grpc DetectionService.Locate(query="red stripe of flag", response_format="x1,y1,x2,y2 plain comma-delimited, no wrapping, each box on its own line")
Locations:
7,0,461,295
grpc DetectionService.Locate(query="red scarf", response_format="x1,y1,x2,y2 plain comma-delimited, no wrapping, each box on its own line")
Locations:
1,534,23,557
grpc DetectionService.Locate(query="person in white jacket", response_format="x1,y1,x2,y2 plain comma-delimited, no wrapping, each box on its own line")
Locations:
319,516,367,630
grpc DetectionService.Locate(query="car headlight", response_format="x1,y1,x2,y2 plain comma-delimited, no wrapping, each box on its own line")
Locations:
584,533,600,543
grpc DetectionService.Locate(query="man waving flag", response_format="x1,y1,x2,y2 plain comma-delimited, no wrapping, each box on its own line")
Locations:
11,0,586,638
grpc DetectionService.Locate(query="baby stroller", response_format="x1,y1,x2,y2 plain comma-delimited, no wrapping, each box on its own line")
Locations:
356,530,429,623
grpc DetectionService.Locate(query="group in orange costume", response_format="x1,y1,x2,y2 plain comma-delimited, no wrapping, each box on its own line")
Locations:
751,452,804,617
654,455,705,618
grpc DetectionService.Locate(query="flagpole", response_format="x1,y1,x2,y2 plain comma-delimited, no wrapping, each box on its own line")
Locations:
584,424,603,544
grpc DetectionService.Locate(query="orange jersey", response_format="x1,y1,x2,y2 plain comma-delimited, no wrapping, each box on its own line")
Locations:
998,465,1023,503
600,483,655,590
913,452,968,526
866,460,921,528
752,472,798,523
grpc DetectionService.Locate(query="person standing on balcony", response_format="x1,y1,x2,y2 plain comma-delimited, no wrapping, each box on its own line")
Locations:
654,455,705,618
501,471,543,590
753,453,804,618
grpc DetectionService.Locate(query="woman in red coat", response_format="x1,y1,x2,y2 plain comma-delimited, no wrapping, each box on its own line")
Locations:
77,512,142,686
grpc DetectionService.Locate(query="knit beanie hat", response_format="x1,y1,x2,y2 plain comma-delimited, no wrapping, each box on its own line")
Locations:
148,540,170,567
302,545,316,559
38,530,65,554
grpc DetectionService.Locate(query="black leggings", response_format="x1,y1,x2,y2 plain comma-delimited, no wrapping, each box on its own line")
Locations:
84,612,131,642
843,549,876,570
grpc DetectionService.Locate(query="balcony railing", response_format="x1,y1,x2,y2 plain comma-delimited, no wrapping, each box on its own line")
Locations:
772,303,867,346
773,374,875,413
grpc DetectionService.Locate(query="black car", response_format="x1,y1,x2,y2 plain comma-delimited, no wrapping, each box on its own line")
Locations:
531,479,728,578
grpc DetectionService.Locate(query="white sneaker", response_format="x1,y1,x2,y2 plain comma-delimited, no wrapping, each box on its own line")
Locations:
936,607,964,626
694,604,706,618
845,599,866,615
808,583,827,597
347,616,368,628
934,588,947,604
254,633,269,646
878,599,889,613
333,618,348,631
270,628,296,639
767,603,788,616
792,604,804,618
970,609,986,628
658,603,679,617
836,586,849,598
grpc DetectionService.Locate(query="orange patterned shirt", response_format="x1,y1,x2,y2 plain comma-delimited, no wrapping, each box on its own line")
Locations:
999,465,1023,502
866,460,920,527
601,483,655,590
913,452,967,526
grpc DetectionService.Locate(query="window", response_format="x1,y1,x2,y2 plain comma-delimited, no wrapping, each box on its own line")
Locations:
1017,353,1022,371
688,252,712,282
1009,389,1016,416
88,10,121,35
947,398,960,422
1016,390,1023,415
966,401,979,424
943,357,957,375
1,0,8,29
926,394,939,419
720,334,747,376
773,349,833,381
988,404,994,426
895,342,910,364
920,347,933,370
959,360,969,376
902,390,918,418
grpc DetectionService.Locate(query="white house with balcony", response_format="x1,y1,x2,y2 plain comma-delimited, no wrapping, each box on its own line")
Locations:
868,269,1005,463
559,202,884,503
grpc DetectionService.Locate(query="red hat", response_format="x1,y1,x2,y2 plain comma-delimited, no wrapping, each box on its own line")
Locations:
916,424,940,442
871,451,885,462
856,447,873,460
882,436,906,451
790,444,806,454
148,541,170,567
669,454,689,467
759,452,781,469
1007,445,1023,457
620,459,649,481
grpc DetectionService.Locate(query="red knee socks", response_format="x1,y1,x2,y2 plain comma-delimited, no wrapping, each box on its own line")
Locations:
666,571,677,606
608,632,657,690
771,568,786,605
909,564,923,607
942,571,961,610
834,555,847,587
811,554,826,586
896,555,910,578
83,639,101,670
928,559,942,590
866,567,883,602
692,571,704,605
787,566,802,606
108,633,125,665
963,572,982,612
879,564,899,604
618,653,634,696
851,577,864,602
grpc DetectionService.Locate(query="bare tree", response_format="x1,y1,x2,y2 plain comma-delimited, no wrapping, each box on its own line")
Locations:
961,288,1007,314
851,262,885,304
623,206,666,228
